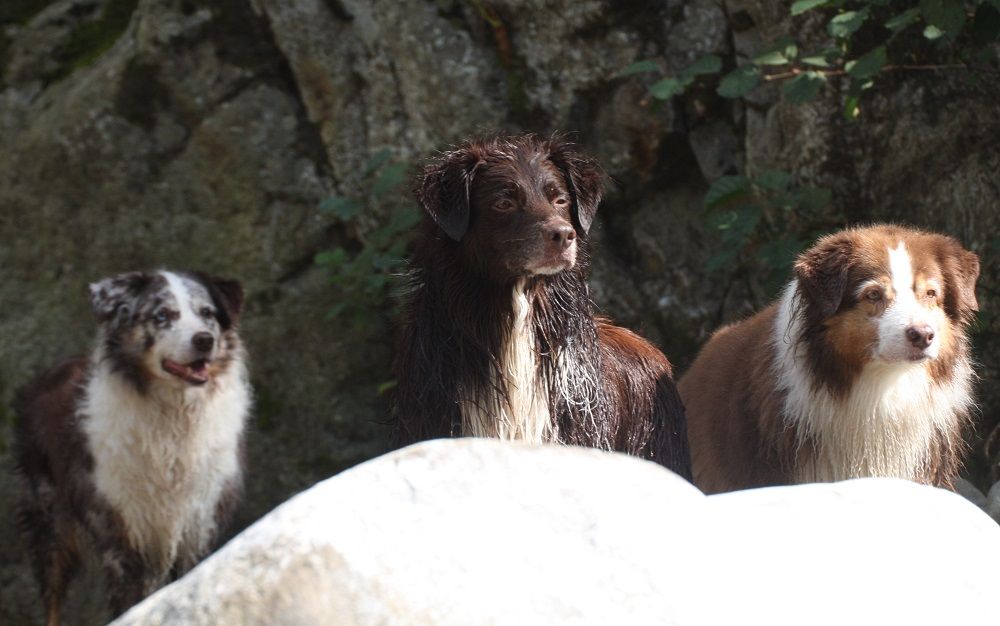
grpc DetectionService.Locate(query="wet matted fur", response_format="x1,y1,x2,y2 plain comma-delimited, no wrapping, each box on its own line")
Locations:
392,133,691,477
13,270,251,624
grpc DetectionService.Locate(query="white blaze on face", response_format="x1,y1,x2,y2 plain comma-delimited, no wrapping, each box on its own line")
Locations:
876,243,940,362
149,272,216,379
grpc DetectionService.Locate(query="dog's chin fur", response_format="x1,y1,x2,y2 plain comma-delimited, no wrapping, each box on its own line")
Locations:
81,343,250,576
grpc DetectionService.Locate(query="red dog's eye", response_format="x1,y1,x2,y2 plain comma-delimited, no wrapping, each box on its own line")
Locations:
865,289,883,303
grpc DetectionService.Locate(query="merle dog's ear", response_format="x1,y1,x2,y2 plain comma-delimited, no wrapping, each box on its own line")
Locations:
938,238,980,325
88,272,153,322
415,148,482,241
201,275,244,330
794,235,854,320
546,137,606,235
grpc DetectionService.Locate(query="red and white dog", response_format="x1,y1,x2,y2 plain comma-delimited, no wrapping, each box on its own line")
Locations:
680,225,979,493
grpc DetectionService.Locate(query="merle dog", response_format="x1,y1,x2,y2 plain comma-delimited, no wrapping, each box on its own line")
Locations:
13,270,251,624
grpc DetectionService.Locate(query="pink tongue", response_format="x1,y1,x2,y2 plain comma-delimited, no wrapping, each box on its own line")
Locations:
162,359,209,384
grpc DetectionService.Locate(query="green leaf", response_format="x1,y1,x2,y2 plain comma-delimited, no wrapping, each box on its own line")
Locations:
759,238,804,271
754,170,793,191
649,76,692,99
716,66,761,98
753,36,798,66
618,59,660,77
782,71,826,104
795,187,833,211
315,247,348,267
680,54,722,77
920,0,966,39
706,246,740,273
704,175,751,209
828,8,870,38
372,162,410,200
363,148,393,177
973,3,1000,44
843,93,861,119
845,46,887,80
319,196,363,220
922,24,945,39
885,8,921,33
801,55,832,67
791,0,830,16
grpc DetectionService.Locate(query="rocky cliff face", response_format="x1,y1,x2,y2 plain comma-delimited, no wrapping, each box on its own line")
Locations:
1,1,998,623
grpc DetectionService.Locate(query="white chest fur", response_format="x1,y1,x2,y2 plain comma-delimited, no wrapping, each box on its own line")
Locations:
773,285,973,482
460,283,554,443
81,357,250,573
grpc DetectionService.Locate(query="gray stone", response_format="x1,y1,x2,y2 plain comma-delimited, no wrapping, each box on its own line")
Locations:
986,481,1000,524
114,440,1000,626
954,476,987,510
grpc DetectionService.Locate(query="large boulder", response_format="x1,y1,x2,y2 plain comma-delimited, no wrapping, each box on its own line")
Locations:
114,439,1000,626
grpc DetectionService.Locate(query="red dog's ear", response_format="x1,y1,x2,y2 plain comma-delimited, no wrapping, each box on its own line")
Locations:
546,136,605,235
937,237,980,325
794,234,854,320
414,147,482,241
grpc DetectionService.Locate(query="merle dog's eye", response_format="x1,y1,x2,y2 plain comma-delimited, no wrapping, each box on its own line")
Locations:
200,306,214,318
154,310,170,324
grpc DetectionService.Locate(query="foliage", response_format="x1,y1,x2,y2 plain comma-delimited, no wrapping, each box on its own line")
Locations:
626,1,1000,297
703,173,838,299
623,0,1000,117
315,149,419,332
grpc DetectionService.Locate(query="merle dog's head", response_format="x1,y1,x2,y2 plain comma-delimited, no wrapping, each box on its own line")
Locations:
89,270,244,390
414,133,605,283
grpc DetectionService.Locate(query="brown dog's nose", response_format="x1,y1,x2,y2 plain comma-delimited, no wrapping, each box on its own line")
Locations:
192,332,215,353
547,223,577,250
905,324,935,349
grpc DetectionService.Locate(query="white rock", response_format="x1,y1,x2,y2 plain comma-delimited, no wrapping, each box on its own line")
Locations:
114,439,1000,626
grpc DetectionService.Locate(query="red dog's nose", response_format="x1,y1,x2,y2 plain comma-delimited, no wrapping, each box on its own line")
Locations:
905,324,935,349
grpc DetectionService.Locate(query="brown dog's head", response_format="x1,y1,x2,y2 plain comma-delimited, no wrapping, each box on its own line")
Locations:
414,133,605,282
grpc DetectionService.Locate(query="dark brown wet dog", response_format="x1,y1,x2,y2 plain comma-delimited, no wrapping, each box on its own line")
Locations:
392,133,691,477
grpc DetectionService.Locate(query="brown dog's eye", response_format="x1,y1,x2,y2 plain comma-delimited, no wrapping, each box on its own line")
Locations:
494,198,516,212
925,288,938,299
554,195,569,207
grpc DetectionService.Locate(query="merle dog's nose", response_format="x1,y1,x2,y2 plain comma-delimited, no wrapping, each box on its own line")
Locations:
192,332,215,353
547,223,577,250
905,324,935,349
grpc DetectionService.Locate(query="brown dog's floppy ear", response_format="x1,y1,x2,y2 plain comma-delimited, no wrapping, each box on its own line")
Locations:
415,148,481,241
546,137,605,235
794,234,854,320
939,239,979,325
88,271,153,323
